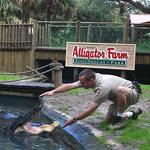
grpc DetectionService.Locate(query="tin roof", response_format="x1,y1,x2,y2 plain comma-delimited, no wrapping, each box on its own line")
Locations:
130,14,150,24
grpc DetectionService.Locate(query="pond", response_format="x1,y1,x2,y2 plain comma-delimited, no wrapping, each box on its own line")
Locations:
0,95,84,150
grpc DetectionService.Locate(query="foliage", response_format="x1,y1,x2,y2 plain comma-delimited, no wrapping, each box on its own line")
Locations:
18,0,75,22
49,22,124,47
0,0,150,23
75,0,122,22
0,0,76,22
51,26,76,47
119,0,150,14
0,0,20,22
136,39,150,52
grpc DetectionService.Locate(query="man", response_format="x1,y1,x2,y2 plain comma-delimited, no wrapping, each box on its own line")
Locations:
41,69,142,128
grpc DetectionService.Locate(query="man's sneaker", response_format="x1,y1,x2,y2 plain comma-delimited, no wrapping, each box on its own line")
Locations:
113,116,123,124
132,108,142,120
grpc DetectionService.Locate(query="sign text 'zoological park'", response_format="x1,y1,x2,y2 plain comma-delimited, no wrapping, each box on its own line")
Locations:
72,46,129,66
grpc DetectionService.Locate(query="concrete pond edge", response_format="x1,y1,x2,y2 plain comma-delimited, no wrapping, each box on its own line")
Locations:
42,104,127,150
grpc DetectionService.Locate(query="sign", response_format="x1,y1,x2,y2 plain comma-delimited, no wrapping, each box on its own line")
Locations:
66,42,136,70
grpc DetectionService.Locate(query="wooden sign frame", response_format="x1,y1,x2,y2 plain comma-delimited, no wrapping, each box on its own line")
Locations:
66,42,136,70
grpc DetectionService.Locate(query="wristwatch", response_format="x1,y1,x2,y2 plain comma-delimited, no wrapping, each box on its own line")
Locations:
73,117,77,123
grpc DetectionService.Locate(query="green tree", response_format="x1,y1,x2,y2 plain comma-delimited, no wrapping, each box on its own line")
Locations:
0,0,20,22
114,0,150,14
17,0,75,22
45,0,75,21
75,0,121,22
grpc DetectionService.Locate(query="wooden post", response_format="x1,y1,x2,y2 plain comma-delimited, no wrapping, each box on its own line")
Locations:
131,25,135,44
76,20,80,42
73,20,81,81
31,20,38,70
53,63,63,88
121,18,130,78
123,18,129,43
87,24,92,42
48,24,52,47
120,71,126,79
51,60,58,84
54,67,62,88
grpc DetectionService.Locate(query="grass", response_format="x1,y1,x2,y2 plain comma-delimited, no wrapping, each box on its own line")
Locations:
97,136,108,145
118,118,150,150
67,88,92,95
59,105,70,114
140,84,150,99
98,84,150,149
140,84,150,91
0,74,21,81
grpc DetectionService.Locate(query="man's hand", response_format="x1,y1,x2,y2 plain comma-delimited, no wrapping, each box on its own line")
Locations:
40,91,55,97
63,117,77,128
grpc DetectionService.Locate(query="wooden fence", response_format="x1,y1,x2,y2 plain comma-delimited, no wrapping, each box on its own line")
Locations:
0,24,33,48
0,21,125,48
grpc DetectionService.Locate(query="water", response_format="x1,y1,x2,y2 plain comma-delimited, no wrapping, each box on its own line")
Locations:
0,95,84,150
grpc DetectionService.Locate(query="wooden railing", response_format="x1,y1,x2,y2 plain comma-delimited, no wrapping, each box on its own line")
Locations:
0,21,149,52
36,21,124,47
0,24,33,48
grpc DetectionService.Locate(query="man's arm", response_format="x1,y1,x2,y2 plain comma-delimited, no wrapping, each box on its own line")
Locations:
40,82,81,96
63,101,100,127
76,101,100,120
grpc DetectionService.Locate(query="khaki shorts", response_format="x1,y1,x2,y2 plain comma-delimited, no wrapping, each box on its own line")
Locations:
108,88,140,116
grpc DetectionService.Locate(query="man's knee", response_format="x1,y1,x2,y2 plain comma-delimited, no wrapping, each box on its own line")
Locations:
116,87,128,104
116,87,126,96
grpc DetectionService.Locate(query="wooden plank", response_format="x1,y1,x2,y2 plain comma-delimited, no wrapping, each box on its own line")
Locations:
0,26,1,47
48,24,51,46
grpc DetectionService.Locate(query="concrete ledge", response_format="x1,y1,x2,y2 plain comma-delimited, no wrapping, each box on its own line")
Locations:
0,81,54,96
42,105,107,150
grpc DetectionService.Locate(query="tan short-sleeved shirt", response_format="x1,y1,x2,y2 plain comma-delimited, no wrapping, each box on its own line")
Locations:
93,73,133,104
74,73,134,104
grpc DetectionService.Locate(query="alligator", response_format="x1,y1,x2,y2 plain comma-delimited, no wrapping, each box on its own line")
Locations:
0,101,42,137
